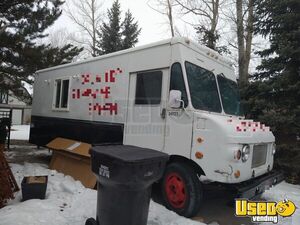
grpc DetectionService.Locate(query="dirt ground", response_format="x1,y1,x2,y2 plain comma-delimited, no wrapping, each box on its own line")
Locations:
5,140,255,225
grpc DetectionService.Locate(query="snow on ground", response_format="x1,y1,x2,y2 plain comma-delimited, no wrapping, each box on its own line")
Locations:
4,125,205,225
1,162,299,225
262,182,300,225
0,163,205,225
10,125,30,140
2,126,300,225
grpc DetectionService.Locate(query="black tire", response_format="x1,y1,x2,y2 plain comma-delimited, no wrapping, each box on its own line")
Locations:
161,162,203,218
85,218,97,225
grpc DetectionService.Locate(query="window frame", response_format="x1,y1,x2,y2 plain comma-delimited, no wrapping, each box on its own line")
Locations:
169,62,189,108
184,61,222,113
217,74,242,116
0,90,9,104
52,77,70,111
134,70,163,106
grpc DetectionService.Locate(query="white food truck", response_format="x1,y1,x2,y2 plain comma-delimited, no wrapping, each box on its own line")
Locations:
30,37,283,217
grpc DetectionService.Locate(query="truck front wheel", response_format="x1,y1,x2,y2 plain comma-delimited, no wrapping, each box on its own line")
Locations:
161,162,203,218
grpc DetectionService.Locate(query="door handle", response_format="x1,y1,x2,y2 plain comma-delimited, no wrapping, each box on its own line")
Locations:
161,108,166,119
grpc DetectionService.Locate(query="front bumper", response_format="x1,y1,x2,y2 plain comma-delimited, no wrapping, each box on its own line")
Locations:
228,170,284,199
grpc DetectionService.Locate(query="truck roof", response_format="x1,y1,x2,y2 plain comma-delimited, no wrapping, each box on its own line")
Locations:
37,37,233,74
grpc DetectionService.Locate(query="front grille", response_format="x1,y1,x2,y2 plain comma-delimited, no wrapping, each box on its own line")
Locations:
252,144,268,168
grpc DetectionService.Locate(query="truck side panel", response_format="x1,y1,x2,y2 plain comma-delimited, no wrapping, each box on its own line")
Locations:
30,43,172,146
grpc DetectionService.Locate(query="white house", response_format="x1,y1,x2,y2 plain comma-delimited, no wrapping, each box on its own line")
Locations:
0,89,31,125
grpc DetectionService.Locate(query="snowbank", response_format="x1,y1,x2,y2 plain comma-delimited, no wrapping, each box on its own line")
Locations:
10,125,30,140
0,162,299,225
0,163,205,225
262,182,300,225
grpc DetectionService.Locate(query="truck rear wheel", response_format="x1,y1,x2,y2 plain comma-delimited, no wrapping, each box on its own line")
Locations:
161,162,203,218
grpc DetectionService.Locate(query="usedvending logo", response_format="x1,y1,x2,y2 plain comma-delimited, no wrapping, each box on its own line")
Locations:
235,199,296,223
99,165,110,178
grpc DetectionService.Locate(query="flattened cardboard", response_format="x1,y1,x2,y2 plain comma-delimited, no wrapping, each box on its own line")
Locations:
26,176,47,184
47,138,96,188
46,137,91,157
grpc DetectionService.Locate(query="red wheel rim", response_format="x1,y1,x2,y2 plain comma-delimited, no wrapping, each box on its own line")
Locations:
165,172,187,209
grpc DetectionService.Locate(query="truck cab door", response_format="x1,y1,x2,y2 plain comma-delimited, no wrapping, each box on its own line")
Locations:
164,63,193,159
124,69,169,151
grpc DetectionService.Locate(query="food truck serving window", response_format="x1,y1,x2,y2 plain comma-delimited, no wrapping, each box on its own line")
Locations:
54,78,70,109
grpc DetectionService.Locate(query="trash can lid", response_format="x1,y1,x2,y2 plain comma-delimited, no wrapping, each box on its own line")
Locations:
91,145,169,164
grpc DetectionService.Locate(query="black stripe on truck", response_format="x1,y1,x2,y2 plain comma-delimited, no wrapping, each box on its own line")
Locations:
29,116,124,146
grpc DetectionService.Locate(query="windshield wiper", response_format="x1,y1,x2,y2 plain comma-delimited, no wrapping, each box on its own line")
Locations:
217,73,225,78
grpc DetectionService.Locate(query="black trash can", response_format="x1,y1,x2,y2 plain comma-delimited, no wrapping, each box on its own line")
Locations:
87,145,169,225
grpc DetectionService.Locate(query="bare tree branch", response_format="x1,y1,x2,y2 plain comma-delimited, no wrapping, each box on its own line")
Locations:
228,42,238,49
175,0,212,19
65,0,104,57
175,0,224,50
147,0,178,37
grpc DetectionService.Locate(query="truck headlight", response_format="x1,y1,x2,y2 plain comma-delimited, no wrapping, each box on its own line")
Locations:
272,143,276,155
241,145,250,162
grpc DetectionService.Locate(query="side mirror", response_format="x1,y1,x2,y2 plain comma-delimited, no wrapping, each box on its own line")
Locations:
168,90,182,108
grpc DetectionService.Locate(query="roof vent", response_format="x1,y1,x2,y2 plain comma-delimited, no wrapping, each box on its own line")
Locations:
184,38,190,45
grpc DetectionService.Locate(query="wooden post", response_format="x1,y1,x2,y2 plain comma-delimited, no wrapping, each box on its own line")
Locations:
0,144,19,208
7,109,12,149
0,144,4,152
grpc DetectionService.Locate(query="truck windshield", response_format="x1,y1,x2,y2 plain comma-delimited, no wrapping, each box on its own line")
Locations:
217,74,242,116
185,61,222,113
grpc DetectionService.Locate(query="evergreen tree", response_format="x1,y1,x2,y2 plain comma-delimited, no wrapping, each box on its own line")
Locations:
97,0,122,55
195,26,230,55
254,0,300,143
122,10,141,50
242,0,300,182
0,0,83,103
97,0,141,55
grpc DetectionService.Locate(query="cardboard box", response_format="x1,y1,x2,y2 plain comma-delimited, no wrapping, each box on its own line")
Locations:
47,138,96,188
